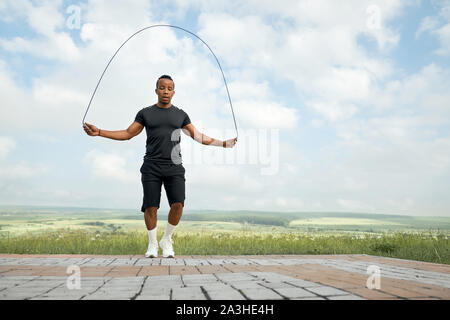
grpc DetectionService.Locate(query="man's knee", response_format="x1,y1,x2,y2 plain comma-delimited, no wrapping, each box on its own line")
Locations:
145,207,158,216
170,202,183,210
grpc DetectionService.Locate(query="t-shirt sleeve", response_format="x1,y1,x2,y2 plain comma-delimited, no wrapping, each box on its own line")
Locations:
181,111,191,127
135,109,145,126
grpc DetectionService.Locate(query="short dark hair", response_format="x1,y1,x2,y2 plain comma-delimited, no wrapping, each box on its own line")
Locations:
156,75,174,88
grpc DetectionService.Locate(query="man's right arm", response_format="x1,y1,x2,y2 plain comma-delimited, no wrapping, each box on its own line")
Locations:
83,121,144,140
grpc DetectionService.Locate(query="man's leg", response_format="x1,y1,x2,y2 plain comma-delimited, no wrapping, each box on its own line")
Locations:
144,207,158,230
159,202,183,258
161,202,183,241
168,202,183,226
144,207,158,258
160,164,185,258
140,160,163,258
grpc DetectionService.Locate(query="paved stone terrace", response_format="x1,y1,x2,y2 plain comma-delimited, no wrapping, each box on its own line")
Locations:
0,254,449,300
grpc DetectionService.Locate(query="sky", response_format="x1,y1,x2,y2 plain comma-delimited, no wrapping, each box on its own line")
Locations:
0,0,449,216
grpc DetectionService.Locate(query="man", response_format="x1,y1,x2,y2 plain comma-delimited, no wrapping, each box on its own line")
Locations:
83,75,237,258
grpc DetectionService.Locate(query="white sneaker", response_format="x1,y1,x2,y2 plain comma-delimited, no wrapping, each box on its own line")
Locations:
145,242,158,258
159,236,175,258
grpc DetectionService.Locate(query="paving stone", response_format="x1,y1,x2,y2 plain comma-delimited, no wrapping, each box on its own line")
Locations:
132,259,153,266
139,286,170,296
277,259,305,265
306,286,350,297
182,274,218,286
82,288,137,300
106,277,145,285
185,259,210,266
229,281,264,290
240,287,285,300
16,282,64,289
30,294,84,300
134,258,162,266
274,287,318,299
1,287,52,299
80,258,116,267
200,283,230,291
204,286,246,300
161,259,186,266
1,293,40,300
182,274,217,281
248,272,281,279
145,275,183,288
135,293,171,300
285,279,322,288
249,259,281,266
171,286,206,300
108,258,138,266
144,281,183,289
214,272,256,282
327,294,366,300
148,275,181,281
260,282,297,289
229,259,254,265
206,259,226,265
254,273,299,282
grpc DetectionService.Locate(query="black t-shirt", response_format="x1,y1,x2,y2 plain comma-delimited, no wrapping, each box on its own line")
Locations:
135,104,191,164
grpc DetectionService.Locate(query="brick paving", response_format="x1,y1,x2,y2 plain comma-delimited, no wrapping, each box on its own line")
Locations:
0,254,449,300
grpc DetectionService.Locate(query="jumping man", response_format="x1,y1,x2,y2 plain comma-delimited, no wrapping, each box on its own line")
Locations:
83,75,237,258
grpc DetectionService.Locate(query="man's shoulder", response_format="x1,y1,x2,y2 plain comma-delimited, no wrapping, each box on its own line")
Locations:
171,105,188,115
138,104,156,113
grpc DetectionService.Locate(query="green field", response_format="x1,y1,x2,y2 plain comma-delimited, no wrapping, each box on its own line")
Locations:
0,205,449,264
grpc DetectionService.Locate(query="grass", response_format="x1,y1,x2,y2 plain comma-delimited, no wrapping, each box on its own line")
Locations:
0,228,448,264
1,206,449,265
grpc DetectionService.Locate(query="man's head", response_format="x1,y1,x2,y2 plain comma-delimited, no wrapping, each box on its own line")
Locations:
156,75,174,89
155,75,175,106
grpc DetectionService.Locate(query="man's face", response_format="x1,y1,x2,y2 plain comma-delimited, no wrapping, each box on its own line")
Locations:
155,78,175,105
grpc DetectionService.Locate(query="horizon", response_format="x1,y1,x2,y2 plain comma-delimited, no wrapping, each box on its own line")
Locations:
1,203,448,219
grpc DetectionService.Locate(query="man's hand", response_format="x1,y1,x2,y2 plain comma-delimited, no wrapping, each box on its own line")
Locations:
224,137,237,148
83,123,100,136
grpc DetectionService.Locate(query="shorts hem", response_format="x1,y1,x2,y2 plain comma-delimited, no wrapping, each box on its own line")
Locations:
141,204,160,213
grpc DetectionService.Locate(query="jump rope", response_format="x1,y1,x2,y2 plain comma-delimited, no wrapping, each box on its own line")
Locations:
82,24,238,140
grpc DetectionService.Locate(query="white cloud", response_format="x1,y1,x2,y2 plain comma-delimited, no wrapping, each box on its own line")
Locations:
0,33,80,61
416,2,450,56
416,15,440,38
307,100,358,123
0,136,15,159
435,23,450,55
0,162,47,179
27,0,65,36
83,150,138,183
234,100,299,129
0,0,80,61
343,177,368,192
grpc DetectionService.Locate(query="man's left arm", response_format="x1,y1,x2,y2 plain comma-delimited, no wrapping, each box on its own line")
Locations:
182,123,237,148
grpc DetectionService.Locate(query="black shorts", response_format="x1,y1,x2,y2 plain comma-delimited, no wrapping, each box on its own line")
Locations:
140,161,186,212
